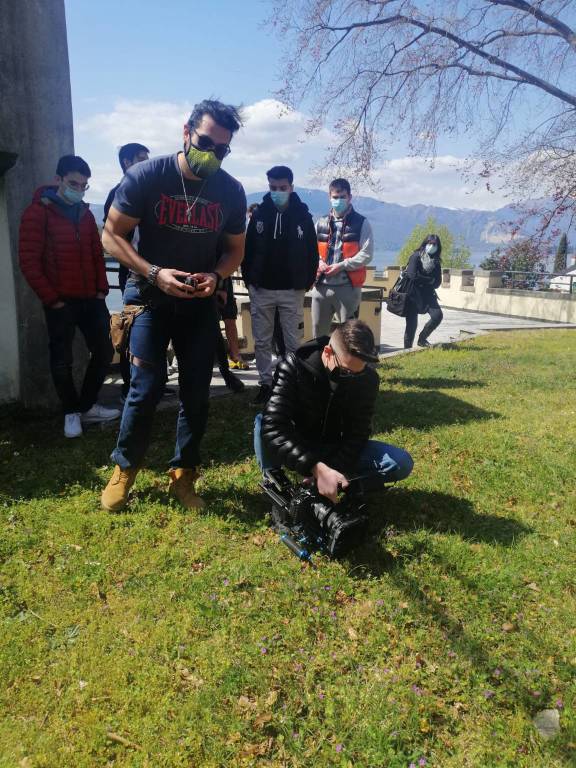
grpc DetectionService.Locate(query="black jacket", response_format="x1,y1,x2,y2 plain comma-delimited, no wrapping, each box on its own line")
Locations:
405,249,442,313
261,338,380,476
243,192,318,290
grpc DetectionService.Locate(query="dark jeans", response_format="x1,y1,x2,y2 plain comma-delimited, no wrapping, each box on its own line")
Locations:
253,414,414,487
111,285,218,470
44,298,113,414
404,296,443,348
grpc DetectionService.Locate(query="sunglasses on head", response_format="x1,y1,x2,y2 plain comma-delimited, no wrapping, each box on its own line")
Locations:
191,131,231,161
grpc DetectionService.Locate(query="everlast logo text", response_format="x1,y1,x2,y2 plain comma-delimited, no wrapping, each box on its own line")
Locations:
155,194,222,234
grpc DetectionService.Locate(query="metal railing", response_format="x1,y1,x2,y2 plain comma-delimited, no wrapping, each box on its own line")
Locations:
499,270,575,293
105,265,385,302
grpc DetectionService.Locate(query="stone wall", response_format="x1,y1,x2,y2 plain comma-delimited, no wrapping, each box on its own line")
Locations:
437,271,576,323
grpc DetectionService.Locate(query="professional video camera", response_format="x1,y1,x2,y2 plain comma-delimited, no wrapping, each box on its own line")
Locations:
260,469,369,560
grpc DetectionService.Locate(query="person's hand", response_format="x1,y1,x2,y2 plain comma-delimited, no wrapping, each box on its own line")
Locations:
324,263,341,277
155,268,197,298
312,462,349,503
191,272,217,298
50,301,66,309
317,261,328,274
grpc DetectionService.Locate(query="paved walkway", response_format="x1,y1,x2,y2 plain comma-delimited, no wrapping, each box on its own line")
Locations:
101,307,575,407
377,306,575,356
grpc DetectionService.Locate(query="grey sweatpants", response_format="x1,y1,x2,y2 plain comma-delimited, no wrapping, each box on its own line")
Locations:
248,286,305,386
311,283,362,338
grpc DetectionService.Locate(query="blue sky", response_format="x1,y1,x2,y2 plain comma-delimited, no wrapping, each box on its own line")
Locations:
64,0,536,210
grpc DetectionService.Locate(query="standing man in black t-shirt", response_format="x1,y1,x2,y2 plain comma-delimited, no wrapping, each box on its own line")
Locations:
103,143,150,294
101,100,246,512
103,143,150,399
242,166,318,406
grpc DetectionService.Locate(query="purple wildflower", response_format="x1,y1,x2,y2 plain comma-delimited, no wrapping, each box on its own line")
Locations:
493,668,502,677
318,692,325,700
335,744,343,753
419,759,427,767
556,698,564,709
411,685,423,696
483,689,495,699
260,647,267,654
222,578,229,586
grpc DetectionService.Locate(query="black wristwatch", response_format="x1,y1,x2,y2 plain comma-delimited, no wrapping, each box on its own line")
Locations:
211,271,225,291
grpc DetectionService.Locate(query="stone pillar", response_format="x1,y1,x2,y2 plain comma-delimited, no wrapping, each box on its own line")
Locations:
474,269,504,292
0,0,74,405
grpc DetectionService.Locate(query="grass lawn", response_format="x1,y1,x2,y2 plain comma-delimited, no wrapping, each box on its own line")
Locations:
1,329,575,768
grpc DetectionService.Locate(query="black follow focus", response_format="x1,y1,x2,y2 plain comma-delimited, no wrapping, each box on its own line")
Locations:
260,469,369,560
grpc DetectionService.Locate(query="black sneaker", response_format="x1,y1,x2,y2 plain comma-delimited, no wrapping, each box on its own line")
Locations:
252,384,272,406
417,338,431,348
222,369,245,393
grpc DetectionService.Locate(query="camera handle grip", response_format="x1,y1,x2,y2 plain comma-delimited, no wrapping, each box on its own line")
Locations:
280,534,314,566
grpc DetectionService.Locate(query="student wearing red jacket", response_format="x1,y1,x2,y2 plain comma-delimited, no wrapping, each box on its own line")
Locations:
19,155,120,438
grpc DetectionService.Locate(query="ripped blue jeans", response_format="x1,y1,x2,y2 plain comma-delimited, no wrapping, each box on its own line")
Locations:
111,284,218,470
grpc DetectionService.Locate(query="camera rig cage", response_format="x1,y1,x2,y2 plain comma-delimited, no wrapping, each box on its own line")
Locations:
260,468,370,561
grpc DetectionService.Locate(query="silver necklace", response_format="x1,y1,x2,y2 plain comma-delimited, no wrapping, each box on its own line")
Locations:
178,156,206,223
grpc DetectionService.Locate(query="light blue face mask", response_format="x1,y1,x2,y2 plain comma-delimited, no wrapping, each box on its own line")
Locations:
331,197,348,215
63,185,85,204
270,190,290,208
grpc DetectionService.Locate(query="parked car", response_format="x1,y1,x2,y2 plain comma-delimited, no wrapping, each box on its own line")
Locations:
549,265,576,293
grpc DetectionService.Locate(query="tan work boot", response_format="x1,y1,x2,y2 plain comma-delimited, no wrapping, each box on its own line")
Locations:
101,465,139,511
168,468,206,510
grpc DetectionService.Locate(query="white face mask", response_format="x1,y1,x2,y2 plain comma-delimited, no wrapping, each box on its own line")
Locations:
425,243,438,255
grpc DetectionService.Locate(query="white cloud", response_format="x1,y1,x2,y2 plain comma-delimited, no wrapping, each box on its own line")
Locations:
78,98,511,209
365,156,511,211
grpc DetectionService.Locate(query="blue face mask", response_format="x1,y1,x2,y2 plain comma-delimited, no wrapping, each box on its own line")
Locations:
331,197,348,215
62,185,85,204
270,190,290,208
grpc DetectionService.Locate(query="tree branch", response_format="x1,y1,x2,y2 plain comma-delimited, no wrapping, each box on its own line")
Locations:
486,0,576,49
319,14,576,107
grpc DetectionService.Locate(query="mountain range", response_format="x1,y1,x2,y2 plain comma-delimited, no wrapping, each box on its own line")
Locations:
92,186,573,256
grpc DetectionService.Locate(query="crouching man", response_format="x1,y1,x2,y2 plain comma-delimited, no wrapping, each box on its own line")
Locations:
254,320,413,508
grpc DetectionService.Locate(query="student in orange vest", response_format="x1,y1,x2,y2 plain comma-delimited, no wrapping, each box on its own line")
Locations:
312,178,374,338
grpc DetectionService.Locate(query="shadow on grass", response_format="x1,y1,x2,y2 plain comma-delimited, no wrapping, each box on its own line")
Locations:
373,389,499,432
0,405,114,501
389,567,561,722
387,377,486,390
347,487,531,577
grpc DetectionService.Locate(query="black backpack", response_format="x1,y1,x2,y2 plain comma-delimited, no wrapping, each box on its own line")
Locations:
386,274,414,317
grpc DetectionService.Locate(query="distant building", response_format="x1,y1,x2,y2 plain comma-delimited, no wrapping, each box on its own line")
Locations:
0,0,74,404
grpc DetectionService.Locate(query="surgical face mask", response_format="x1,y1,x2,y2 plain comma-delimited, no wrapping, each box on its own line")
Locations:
425,243,438,255
184,142,222,179
331,197,348,215
62,185,85,204
270,190,290,208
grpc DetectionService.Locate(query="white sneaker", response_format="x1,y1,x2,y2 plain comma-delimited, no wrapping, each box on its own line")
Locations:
81,403,121,424
64,412,82,438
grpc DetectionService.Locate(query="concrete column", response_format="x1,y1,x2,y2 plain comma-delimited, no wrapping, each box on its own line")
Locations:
0,0,74,405
474,269,504,292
